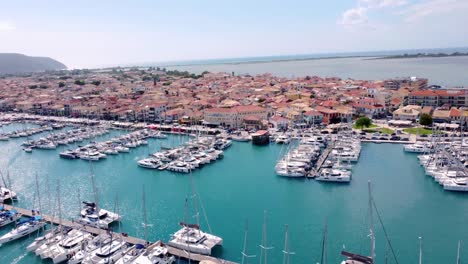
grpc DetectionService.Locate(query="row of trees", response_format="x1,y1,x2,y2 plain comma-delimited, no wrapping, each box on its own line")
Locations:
355,114,433,129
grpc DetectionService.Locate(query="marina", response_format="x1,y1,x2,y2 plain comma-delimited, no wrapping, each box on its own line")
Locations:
0,204,234,264
0,121,467,263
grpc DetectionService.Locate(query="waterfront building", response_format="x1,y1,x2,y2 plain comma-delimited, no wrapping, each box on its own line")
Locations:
203,105,267,128
384,77,428,90
393,105,421,121
408,89,468,107
303,110,323,125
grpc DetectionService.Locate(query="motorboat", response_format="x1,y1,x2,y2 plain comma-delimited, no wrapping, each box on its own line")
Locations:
316,168,351,182
138,158,162,169
275,134,291,144
23,147,33,153
404,143,432,153
276,167,306,177
59,150,78,159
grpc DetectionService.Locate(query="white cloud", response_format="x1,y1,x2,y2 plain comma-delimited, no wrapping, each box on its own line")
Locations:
0,22,15,31
360,0,407,8
340,7,369,25
339,0,407,29
400,0,468,22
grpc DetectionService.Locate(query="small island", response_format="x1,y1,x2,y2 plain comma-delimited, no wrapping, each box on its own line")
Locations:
372,51,468,60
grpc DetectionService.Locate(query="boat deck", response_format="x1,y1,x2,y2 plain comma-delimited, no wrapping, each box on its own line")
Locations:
167,245,237,264
2,204,237,263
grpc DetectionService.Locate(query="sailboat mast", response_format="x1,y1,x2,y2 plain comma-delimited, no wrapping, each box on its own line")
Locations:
90,166,100,214
142,185,148,242
368,181,375,261
241,220,249,264
457,240,461,264
57,181,62,228
320,220,327,264
259,210,273,264
282,224,290,264
35,173,42,214
189,169,200,228
419,236,422,264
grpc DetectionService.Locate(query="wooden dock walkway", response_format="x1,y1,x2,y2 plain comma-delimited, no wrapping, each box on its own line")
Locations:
2,204,237,264
308,142,334,178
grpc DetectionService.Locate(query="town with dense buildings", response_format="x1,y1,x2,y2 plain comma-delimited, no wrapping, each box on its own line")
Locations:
0,68,467,130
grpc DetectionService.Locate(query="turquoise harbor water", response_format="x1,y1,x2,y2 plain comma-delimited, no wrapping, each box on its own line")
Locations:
167,56,468,87
0,124,468,263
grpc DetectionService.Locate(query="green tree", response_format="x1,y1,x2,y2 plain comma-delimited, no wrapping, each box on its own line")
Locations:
74,80,85,86
355,116,372,129
58,82,65,88
419,113,433,126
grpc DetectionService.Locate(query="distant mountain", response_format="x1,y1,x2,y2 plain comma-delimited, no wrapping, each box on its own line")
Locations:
0,53,66,75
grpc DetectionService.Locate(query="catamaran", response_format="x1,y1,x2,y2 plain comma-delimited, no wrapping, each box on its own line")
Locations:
77,201,121,228
168,182,222,255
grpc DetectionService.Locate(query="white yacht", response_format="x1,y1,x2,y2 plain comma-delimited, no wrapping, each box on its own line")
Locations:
0,208,21,227
132,244,175,264
0,187,17,203
78,151,103,161
27,226,64,252
404,143,432,153
68,233,112,264
35,228,71,258
316,168,351,182
82,238,128,264
444,178,468,192
0,216,46,244
41,229,93,263
167,162,193,173
276,167,306,177
275,134,291,144
138,158,163,169
168,223,223,255
115,243,147,264
77,201,121,228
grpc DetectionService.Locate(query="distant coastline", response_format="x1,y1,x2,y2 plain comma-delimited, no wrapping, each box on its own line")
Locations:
370,52,468,60
158,55,374,67
151,47,468,68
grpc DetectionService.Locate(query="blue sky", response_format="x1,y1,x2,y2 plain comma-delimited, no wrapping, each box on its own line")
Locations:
1,0,467,68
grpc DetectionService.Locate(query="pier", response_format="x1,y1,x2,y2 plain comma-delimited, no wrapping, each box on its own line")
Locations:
2,204,237,264
308,142,334,178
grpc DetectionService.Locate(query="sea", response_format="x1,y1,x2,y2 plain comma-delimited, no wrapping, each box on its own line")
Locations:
152,47,468,87
0,123,467,264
